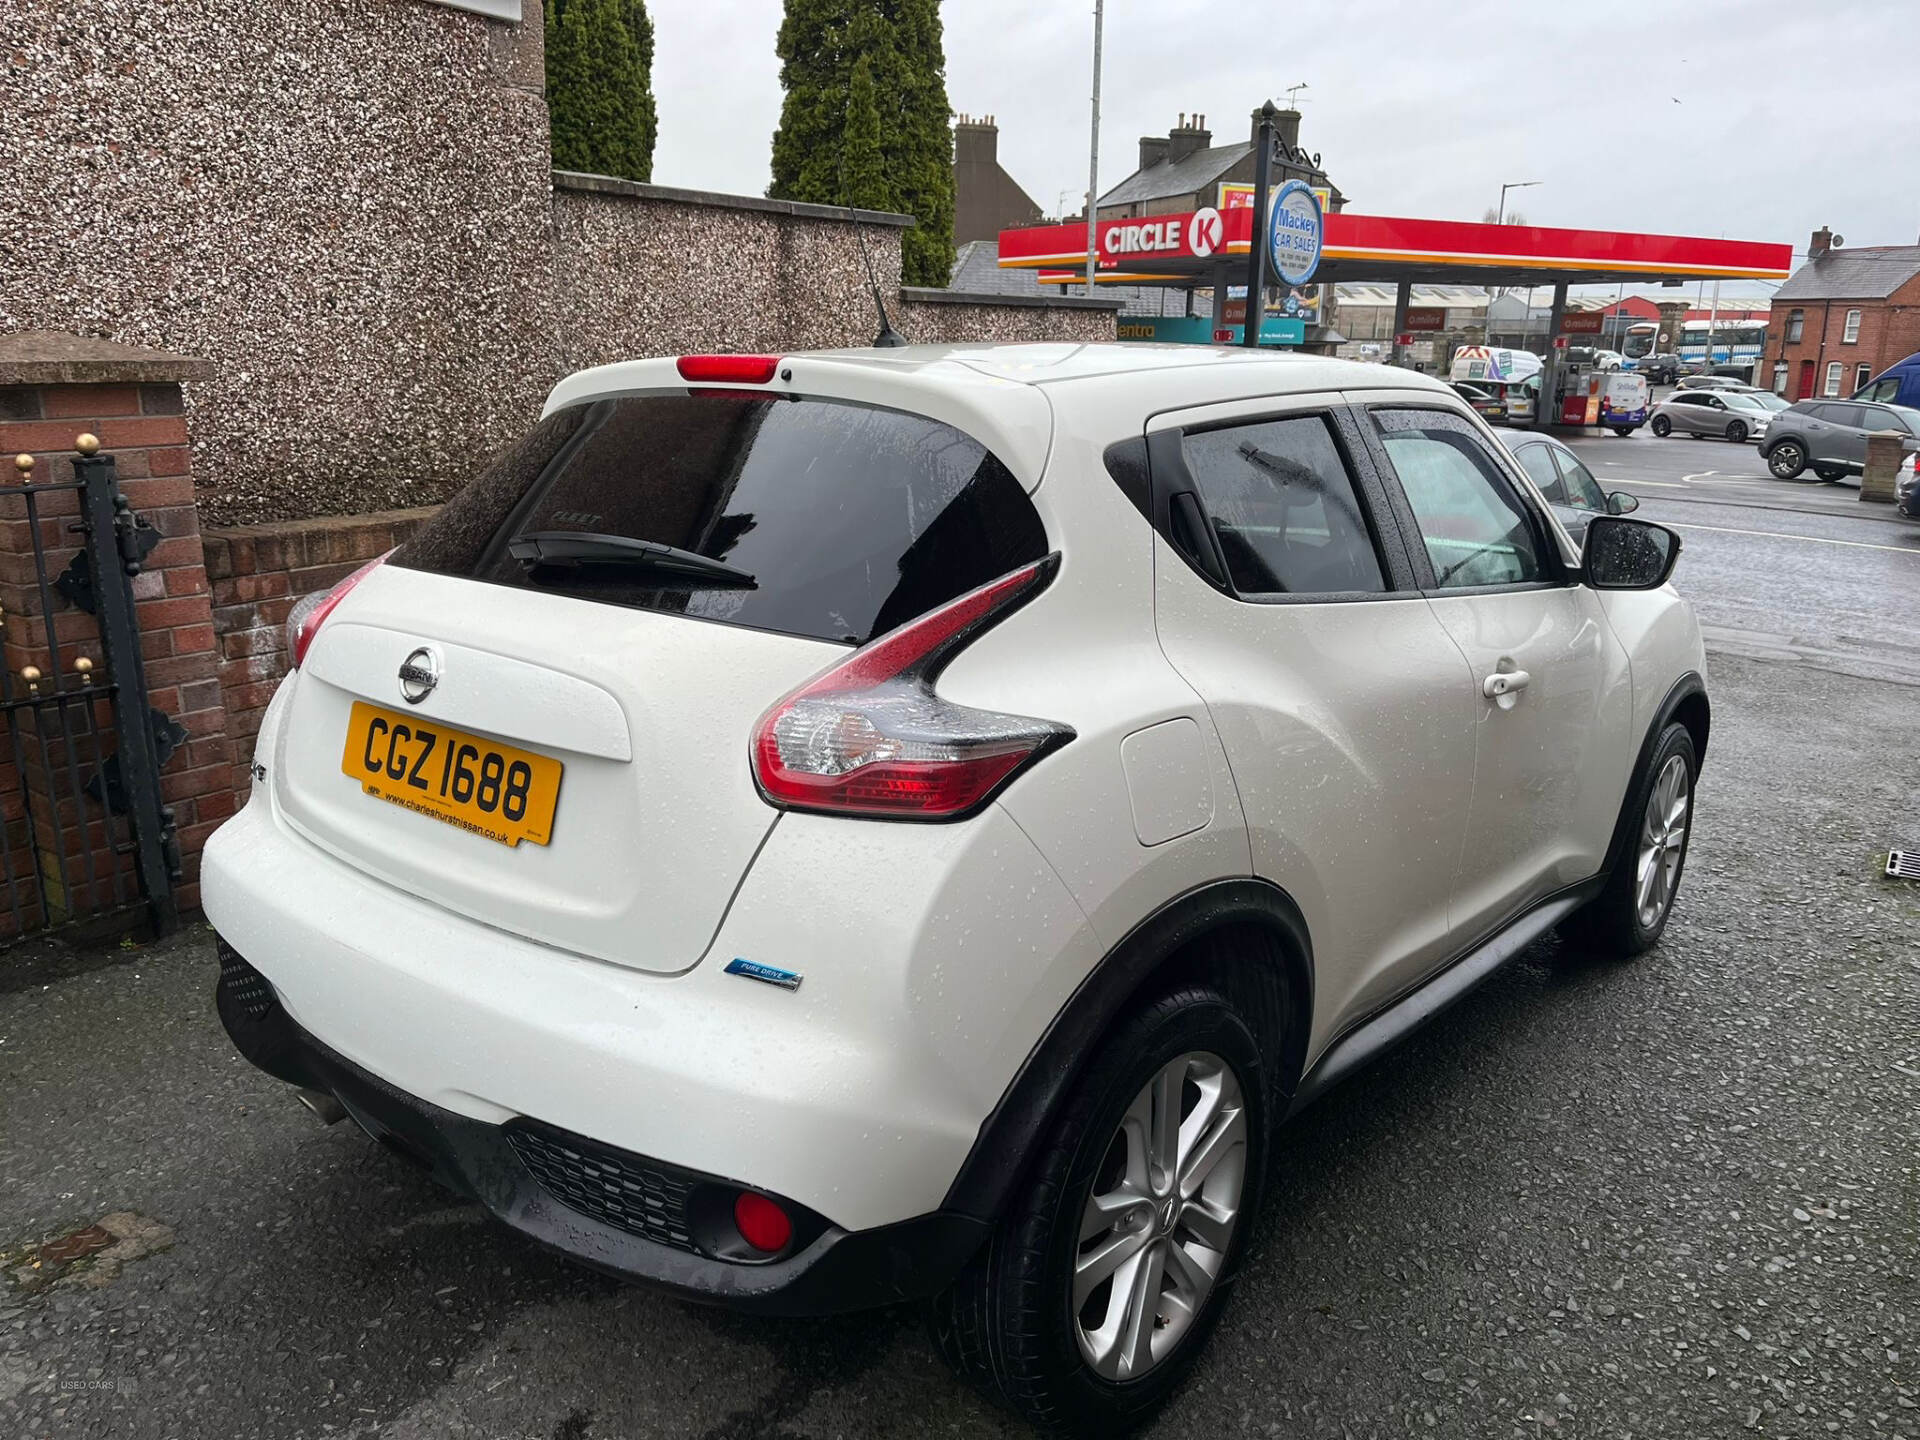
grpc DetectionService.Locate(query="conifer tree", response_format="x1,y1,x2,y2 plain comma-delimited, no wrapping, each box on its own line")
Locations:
546,0,657,182
770,1,956,287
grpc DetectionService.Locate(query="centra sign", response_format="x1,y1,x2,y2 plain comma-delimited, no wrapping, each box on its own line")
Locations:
1268,180,1324,287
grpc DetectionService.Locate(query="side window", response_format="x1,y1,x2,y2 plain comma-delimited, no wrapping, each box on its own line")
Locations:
1371,410,1545,589
1862,378,1898,404
1552,447,1608,511
1822,403,1866,428
1178,414,1387,596
1513,443,1566,502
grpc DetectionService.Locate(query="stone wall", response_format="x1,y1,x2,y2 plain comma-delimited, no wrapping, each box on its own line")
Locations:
1,0,555,528
899,289,1120,345
4,0,1120,537
552,176,913,364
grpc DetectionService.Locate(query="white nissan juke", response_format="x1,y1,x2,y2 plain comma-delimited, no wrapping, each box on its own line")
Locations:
204,343,1707,1434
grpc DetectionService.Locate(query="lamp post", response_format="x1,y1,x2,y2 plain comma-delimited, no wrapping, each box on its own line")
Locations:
1084,0,1103,298
1495,179,1541,226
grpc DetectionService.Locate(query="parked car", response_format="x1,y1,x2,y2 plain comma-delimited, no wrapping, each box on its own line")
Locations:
1854,351,1920,409
1897,452,1920,519
1592,349,1625,372
1493,429,1641,543
1742,391,1790,413
1674,373,1749,391
1760,398,1920,481
1636,353,1682,384
1649,389,1776,442
203,344,1705,1434
1451,380,1506,420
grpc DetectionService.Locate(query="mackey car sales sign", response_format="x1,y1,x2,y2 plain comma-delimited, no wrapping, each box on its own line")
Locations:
1268,180,1324,286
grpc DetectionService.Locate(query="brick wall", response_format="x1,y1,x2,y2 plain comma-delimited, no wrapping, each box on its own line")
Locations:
204,509,438,808
0,349,231,923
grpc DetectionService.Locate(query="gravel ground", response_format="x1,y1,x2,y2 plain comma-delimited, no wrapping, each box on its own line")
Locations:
2,647,1915,1440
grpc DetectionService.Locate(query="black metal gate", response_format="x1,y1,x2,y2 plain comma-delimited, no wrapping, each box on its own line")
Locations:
0,439,178,942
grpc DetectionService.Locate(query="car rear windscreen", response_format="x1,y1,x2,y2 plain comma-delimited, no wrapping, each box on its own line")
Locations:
392,394,1047,646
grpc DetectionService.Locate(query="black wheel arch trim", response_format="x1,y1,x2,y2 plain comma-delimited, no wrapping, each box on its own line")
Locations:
1600,670,1708,883
939,877,1313,1223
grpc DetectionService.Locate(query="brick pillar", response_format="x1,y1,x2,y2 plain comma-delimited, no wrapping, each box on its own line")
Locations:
1861,430,1904,504
0,333,229,923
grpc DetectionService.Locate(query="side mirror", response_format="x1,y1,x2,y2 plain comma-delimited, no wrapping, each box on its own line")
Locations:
1583,516,1680,590
1607,490,1639,515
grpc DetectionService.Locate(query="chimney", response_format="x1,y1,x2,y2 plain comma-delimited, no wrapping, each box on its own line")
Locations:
1274,107,1302,151
954,112,997,167
1138,135,1170,171
1808,226,1832,260
1167,112,1211,165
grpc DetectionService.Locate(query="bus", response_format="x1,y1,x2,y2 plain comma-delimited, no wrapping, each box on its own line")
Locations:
1622,322,1660,363
1676,318,1767,368
1623,318,1768,370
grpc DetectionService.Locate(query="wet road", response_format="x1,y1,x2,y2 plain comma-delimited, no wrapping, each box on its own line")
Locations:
1560,427,1920,686
2,435,1917,1440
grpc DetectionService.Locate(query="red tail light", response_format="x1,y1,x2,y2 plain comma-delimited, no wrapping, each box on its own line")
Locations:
287,553,387,668
751,555,1071,819
676,354,781,384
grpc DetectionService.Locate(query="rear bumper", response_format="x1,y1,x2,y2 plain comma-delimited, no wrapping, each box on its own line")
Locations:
215,939,985,1314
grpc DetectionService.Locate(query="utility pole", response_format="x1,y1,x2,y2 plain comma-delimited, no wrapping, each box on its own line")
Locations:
1496,179,1540,226
1241,101,1276,349
1084,0,1103,298
1705,278,1720,370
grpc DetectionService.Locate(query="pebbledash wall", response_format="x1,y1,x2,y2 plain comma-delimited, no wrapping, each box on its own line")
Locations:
2,0,1116,912
3,0,1115,528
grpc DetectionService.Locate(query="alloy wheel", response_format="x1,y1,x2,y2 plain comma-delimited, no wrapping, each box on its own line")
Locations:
1072,1051,1247,1381
1636,753,1691,929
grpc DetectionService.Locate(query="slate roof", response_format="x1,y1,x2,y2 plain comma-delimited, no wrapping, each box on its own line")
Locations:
1771,246,1920,302
950,241,1187,319
1097,143,1252,208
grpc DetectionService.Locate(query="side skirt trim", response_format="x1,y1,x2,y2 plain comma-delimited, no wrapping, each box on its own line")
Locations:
1285,876,1601,1117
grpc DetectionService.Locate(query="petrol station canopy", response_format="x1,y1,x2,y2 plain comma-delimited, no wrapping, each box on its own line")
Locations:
999,206,1793,290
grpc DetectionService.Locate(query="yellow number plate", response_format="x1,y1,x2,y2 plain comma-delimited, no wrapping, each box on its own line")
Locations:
341,701,563,848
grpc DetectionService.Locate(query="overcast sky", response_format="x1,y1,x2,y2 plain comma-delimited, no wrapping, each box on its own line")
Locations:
651,0,1911,300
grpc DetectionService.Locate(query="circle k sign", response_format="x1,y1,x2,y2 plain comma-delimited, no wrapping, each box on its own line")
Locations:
1187,207,1223,259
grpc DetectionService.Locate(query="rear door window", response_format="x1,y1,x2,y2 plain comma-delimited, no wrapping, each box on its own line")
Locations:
1178,414,1387,596
393,394,1047,646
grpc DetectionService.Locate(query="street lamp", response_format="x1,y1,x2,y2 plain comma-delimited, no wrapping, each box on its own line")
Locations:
1496,180,1541,226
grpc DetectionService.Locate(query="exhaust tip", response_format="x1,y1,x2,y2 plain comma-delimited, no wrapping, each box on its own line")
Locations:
296,1087,346,1126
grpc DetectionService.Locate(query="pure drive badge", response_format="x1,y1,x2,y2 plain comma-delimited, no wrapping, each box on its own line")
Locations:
725,958,803,991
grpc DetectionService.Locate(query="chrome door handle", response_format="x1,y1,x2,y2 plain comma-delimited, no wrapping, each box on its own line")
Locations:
1483,669,1531,698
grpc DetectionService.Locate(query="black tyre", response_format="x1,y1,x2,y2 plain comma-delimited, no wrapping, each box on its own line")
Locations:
1650,414,1672,437
1815,466,1847,482
1564,721,1696,958
1766,440,1808,479
1725,421,1748,443
1612,427,1634,437
927,986,1272,1436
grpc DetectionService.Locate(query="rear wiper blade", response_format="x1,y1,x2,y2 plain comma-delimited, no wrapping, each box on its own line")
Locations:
508,531,756,587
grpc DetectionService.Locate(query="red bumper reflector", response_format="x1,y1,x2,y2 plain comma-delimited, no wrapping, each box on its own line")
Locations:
733,1191,793,1253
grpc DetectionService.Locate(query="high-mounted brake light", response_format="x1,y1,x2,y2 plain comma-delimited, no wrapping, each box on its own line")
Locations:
676,354,781,385
286,553,388,668
751,555,1072,819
